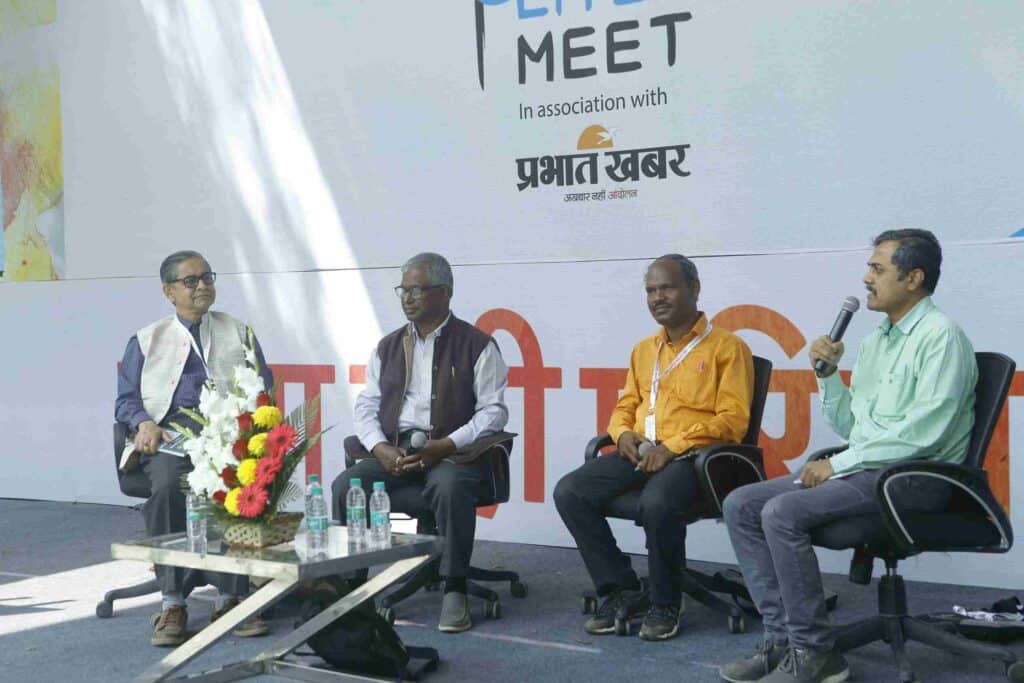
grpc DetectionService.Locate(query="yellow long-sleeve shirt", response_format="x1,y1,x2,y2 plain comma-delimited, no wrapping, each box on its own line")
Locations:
607,314,754,455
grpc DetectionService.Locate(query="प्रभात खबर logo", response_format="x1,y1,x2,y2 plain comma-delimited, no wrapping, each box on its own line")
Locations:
515,124,690,202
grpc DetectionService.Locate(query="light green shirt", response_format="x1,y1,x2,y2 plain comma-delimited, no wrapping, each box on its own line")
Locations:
817,297,977,475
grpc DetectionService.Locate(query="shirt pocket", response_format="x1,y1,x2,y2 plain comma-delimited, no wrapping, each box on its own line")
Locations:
669,362,716,412
872,365,913,419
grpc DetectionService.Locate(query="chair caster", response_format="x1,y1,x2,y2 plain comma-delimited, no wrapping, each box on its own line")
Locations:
728,614,746,634
510,580,528,598
485,600,502,619
614,617,630,636
581,595,597,614
1006,661,1024,682
95,601,113,619
425,580,441,592
377,606,396,625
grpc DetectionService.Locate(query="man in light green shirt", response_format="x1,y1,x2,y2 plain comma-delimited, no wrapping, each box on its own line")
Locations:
720,230,977,683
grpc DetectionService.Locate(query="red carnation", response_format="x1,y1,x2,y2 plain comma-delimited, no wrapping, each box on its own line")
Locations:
256,392,273,408
232,438,249,461
220,466,239,488
237,484,269,518
237,412,253,433
266,422,298,459
255,453,284,488
212,490,227,504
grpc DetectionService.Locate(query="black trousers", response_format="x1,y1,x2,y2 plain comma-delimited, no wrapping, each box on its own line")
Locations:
331,455,492,579
554,451,698,606
140,453,248,597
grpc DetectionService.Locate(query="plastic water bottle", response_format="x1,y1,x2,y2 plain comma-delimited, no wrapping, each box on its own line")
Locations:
304,474,320,531
369,481,391,547
307,478,329,554
346,478,367,547
185,494,207,554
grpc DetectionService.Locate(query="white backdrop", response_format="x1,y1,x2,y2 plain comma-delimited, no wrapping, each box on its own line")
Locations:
1,0,1023,589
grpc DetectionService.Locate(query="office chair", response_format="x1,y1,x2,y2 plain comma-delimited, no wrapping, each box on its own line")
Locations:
342,437,526,624
809,352,1024,682
95,423,200,618
580,355,779,634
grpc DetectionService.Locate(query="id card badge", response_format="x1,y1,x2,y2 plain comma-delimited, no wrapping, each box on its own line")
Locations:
644,413,657,441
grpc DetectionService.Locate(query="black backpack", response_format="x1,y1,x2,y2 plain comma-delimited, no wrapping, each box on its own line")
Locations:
298,576,438,679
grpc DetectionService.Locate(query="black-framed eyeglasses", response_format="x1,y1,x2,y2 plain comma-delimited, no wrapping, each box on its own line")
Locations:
170,272,217,289
394,284,445,299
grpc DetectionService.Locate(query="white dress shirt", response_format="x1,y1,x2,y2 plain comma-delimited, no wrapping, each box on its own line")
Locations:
354,315,509,453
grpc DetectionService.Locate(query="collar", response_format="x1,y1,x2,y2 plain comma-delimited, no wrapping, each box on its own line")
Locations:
880,296,934,337
660,312,707,347
176,313,202,331
410,312,452,343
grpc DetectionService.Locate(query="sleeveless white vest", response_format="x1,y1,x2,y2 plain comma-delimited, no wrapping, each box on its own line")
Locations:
136,311,249,425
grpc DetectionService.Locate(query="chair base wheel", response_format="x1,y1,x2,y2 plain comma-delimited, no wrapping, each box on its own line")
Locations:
510,580,528,598
614,618,630,636
728,614,745,634
1007,661,1024,682
377,606,396,625
485,601,501,619
95,602,113,619
424,581,441,592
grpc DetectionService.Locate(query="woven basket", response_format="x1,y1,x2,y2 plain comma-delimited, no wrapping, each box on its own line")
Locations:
222,512,304,549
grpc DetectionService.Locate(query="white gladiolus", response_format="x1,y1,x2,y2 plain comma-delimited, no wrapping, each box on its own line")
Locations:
233,365,265,406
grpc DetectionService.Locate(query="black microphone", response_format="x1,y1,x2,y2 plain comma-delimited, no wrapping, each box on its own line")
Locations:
634,441,654,471
407,431,428,455
814,296,860,375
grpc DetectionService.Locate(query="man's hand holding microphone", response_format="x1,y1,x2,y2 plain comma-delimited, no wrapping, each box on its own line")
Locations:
617,431,676,474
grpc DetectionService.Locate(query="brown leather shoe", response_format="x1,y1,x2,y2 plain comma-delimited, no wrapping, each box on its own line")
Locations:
151,605,188,647
210,598,271,637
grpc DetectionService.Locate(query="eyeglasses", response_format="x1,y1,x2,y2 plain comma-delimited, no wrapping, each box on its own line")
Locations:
394,284,445,299
170,272,217,289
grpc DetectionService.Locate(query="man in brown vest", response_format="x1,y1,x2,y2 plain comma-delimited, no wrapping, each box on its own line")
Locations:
332,252,512,633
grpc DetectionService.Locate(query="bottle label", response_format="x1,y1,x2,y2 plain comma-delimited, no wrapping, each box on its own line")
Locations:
348,507,366,524
370,511,389,528
186,510,203,522
308,517,327,532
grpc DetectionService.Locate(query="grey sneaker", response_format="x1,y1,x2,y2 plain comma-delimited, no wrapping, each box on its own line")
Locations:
638,604,682,641
584,588,649,635
760,646,849,683
720,637,788,682
438,591,472,633
151,605,188,647
210,598,271,638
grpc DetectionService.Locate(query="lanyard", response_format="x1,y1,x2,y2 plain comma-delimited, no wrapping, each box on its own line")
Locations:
177,316,210,376
648,323,712,415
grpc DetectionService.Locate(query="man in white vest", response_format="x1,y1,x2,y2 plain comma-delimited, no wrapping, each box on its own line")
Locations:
115,250,274,646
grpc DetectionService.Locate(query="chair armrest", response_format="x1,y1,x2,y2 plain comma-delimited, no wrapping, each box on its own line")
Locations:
808,445,848,462
690,444,765,515
584,434,614,462
874,460,1013,556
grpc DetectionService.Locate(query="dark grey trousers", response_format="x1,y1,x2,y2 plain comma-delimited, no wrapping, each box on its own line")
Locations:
723,469,950,652
553,452,699,606
331,456,491,579
140,453,248,597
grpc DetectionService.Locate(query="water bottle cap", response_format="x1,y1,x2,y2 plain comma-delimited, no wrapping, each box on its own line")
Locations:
373,481,386,491
350,478,361,487
308,474,320,484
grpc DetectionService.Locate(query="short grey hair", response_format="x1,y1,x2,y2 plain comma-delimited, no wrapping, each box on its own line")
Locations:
647,253,699,287
160,250,208,283
401,252,453,292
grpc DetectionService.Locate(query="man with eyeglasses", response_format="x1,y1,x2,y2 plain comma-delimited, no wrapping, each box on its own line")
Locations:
115,250,274,646
331,252,512,633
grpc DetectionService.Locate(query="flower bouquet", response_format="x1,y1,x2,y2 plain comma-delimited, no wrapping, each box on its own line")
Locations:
172,331,326,548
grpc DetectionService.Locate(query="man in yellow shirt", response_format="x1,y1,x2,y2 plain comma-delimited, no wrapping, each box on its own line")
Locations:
554,254,754,641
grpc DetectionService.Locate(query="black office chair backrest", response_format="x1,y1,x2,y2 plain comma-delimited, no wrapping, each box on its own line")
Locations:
741,356,773,446
965,352,1016,470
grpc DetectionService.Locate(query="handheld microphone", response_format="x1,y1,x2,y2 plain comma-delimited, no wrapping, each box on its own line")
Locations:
634,441,654,471
407,431,428,455
814,296,860,375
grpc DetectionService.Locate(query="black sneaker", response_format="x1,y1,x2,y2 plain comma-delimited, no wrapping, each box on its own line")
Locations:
638,604,682,641
760,646,849,683
584,588,648,635
720,637,788,682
